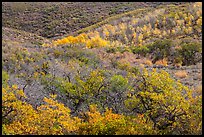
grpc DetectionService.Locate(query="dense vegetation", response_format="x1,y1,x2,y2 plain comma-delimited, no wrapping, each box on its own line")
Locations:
2,2,202,135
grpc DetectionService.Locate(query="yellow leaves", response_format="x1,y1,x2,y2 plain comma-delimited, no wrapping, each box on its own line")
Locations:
138,34,143,44
162,30,167,36
40,71,45,76
12,84,18,90
174,13,179,20
142,25,147,32
42,43,50,47
133,32,137,39
104,24,116,34
153,28,161,35
176,20,182,26
33,72,38,78
184,16,190,22
196,18,202,26
171,29,176,35
103,28,110,37
50,94,57,99
138,34,143,40
119,23,126,30
131,19,138,24
78,104,127,135
86,36,109,48
50,33,88,47
194,2,202,9
89,104,98,113
127,92,132,98
189,14,194,20
16,89,26,98
3,94,76,135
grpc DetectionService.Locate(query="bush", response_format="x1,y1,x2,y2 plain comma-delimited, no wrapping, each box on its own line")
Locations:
178,42,202,65
147,39,173,63
109,75,129,93
116,46,131,53
130,46,150,57
106,47,117,53
86,36,109,48
124,68,202,135
2,70,9,87
174,70,188,78
77,104,156,135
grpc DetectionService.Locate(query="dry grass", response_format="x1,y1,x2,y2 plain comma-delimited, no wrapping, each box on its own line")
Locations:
174,63,182,67
197,72,202,80
139,63,145,69
174,45,182,50
155,58,168,66
193,85,202,96
194,85,202,96
175,70,188,78
143,59,153,66
133,58,153,66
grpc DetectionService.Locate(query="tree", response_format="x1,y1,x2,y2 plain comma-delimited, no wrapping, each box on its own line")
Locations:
124,68,202,134
2,85,80,135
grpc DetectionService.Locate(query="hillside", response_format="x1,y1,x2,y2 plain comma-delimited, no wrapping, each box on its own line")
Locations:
2,2,183,38
2,2,202,135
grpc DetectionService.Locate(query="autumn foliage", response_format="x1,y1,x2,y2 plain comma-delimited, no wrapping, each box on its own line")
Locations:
2,68,202,135
2,2,202,135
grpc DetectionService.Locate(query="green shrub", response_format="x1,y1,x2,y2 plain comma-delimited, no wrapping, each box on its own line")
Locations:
130,46,150,57
115,46,131,53
53,49,63,58
178,42,202,65
147,39,173,63
106,47,117,53
2,70,9,87
109,75,129,93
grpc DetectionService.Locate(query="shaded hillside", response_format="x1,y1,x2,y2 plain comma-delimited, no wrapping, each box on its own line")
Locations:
2,27,50,45
2,2,183,38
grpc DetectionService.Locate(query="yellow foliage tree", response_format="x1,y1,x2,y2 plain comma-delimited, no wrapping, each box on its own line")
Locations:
86,36,109,48
2,85,80,135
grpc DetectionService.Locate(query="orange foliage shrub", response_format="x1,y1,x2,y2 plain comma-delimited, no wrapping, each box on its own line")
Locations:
175,70,188,78
143,59,153,66
155,58,168,66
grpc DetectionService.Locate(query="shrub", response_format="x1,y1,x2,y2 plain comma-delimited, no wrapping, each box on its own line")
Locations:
109,75,129,93
178,42,202,65
106,47,117,53
116,46,131,53
124,68,202,135
2,70,9,87
53,49,63,58
77,104,156,135
174,70,188,78
143,59,153,66
77,104,127,135
86,36,109,48
147,39,173,63
117,59,131,71
2,85,80,135
155,58,168,66
130,66,140,75
130,46,150,57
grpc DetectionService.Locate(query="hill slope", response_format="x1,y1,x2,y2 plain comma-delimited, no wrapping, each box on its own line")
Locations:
2,2,183,38
2,2,202,135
